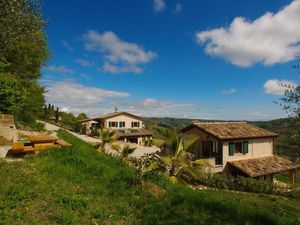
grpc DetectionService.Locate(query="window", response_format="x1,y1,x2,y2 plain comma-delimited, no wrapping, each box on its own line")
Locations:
119,121,125,128
108,121,118,128
235,142,242,154
131,122,140,128
243,141,249,154
229,141,249,156
202,140,213,157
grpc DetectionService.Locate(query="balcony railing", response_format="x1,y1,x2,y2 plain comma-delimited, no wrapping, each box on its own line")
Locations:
192,153,222,166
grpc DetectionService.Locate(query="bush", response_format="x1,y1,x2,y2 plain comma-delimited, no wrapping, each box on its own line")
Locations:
196,174,275,194
29,121,45,132
15,111,45,131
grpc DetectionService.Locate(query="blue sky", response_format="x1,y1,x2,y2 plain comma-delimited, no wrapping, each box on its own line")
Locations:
41,0,300,120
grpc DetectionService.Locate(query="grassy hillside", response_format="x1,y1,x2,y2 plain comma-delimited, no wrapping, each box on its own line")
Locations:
0,130,300,224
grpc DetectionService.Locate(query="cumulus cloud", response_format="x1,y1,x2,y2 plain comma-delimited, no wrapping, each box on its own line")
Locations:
221,88,237,95
174,3,182,13
113,98,284,120
83,30,157,74
62,40,74,51
113,98,197,118
45,81,130,115
264,79,298,95
196,0,300,67
45,65,74,74
153,0,166,13
101,62,142,74
75,59,94,67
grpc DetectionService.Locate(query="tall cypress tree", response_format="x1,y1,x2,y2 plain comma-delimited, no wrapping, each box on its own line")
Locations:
55,107,59,123
43,104,48,120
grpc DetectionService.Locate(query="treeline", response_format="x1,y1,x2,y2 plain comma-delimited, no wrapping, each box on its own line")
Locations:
0,0,49,126
43,103,89,132
43,104,59,123
254,117,300,163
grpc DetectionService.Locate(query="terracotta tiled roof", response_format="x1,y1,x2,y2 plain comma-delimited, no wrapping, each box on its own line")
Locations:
182,122,278,140
228,155,300,177
116,129,152,138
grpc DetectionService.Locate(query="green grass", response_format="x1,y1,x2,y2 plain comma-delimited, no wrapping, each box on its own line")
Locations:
0,130,299,224
276,172,300,188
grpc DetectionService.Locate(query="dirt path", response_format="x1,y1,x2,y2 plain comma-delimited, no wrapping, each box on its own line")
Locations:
37,120,101,145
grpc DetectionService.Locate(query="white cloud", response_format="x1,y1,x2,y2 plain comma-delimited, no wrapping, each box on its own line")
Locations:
83,30,157,74
221,88,237,95
60,107,70,112
114,98,196,118
196,0,300,67
113,98,285,120
45,81,130,115
43,83,286,120
62,40,74,51
75,59,94,67
153,0,166,13
174,3,182,13
264,79,298,95
101,62,142,74
45,65,74,74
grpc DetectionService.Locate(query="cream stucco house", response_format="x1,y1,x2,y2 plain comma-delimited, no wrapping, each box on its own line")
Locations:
80,111,152,145
182,122,299,183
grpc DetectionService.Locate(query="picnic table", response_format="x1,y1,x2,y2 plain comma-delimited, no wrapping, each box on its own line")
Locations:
11,134,72,154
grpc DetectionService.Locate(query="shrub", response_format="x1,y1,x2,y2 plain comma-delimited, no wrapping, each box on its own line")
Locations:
111,143,121,152
196,174,275,194
29,121,45,132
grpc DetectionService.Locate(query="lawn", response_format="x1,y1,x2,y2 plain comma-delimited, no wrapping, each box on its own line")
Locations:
0,130,299,224
276,172,300,188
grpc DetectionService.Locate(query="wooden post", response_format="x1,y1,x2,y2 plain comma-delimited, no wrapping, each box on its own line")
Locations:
270,174,274,182
289,170,295,186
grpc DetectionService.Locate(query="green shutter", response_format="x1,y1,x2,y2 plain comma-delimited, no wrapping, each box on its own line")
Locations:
243,141,249,154
229,142,235,156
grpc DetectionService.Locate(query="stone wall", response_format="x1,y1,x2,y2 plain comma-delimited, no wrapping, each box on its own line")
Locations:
0,114,15,141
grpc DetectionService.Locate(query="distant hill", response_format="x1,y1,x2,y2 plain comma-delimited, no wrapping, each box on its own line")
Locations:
252,117,295,135
146,116,293,134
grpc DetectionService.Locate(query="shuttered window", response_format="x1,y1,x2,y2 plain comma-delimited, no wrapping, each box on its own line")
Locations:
108,121,118,128
119,121,125,128
131,122,140,128
243,141,249,154
229,142,235,156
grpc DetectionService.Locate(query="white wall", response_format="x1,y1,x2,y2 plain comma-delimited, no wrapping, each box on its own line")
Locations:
222,138,274,169
104,115,143,129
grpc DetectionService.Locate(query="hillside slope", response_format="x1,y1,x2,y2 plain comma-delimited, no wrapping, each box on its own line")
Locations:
0,130,299,224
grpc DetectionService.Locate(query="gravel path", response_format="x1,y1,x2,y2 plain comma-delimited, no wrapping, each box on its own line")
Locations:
130,145,161,157
37,120,100,145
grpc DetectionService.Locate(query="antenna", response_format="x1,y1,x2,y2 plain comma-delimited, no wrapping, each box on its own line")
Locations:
114,106,118,112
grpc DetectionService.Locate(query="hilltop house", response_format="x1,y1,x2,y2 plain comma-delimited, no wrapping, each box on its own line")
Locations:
80,111,152,145
181,122,299,184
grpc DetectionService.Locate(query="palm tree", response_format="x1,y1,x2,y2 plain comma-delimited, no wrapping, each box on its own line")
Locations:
161,134,211,185
121,144,136,158
98,129,116,151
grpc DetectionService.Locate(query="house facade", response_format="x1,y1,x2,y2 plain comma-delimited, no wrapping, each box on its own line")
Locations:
80,111,152,145
182,122,299,183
